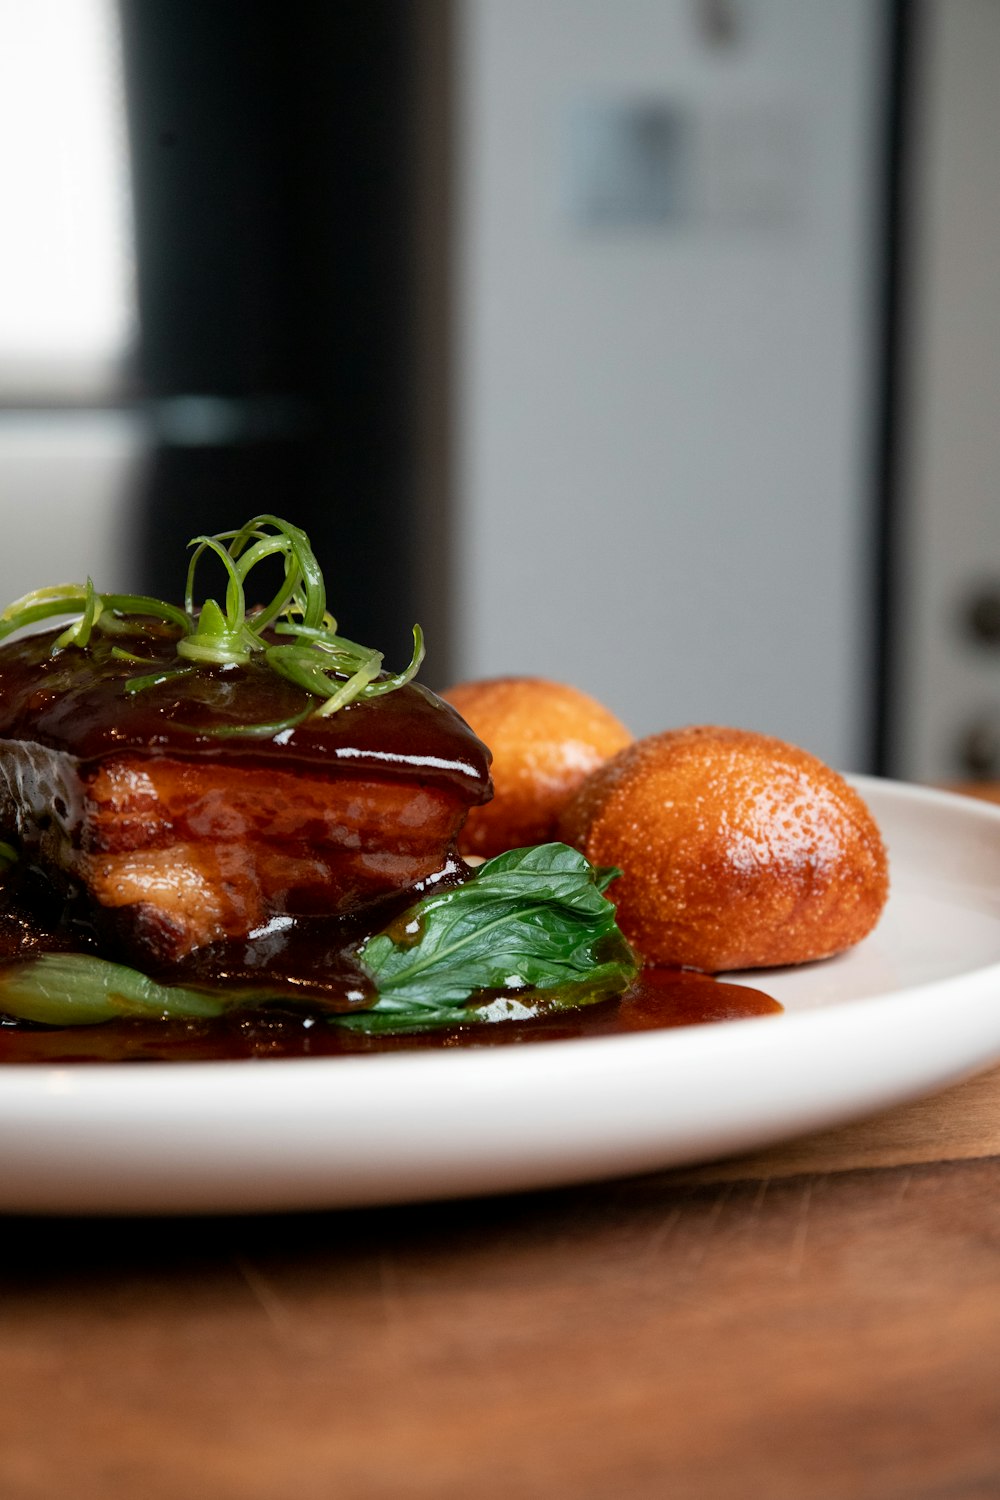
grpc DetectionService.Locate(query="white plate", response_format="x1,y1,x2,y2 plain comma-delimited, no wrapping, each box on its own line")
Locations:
2,776,1000,1216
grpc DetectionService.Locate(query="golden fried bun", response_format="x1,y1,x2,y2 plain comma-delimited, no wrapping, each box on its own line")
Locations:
441,677,632,858
558,725,889,972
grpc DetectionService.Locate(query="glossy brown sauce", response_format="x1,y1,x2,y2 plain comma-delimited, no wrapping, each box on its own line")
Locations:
0,968,781,1064
0,863,466,1008
0,787,782,1062
0,625,492,791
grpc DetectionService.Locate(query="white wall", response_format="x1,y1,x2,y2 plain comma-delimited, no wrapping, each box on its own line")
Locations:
451,0,886,769
0,414,146,608
0,0,142,620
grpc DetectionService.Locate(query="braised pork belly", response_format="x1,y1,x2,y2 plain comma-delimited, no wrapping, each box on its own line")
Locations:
0,627,491,970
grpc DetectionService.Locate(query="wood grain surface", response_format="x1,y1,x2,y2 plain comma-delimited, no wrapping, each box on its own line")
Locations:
3,1146,1000,1499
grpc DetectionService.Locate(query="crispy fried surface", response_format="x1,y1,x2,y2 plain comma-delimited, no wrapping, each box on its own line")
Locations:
558,725,889,972
442,678,631,858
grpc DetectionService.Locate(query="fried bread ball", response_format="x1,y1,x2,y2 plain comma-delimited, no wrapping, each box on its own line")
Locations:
558,725,889,972
441,677,632,858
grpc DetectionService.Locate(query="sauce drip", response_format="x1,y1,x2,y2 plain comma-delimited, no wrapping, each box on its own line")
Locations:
0,967,781,1064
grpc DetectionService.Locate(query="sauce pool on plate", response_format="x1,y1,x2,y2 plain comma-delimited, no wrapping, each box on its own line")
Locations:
0,968,781,1064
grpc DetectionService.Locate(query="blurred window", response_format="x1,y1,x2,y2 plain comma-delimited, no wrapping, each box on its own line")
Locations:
0,0,136,402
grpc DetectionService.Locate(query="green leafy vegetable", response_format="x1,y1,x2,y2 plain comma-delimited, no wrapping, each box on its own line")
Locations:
0,954,229,1027
345,843,638,1034
0,515,424,727
0,846,637,1034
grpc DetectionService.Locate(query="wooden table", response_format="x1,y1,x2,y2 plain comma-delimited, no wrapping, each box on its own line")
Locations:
4,790,1000,1500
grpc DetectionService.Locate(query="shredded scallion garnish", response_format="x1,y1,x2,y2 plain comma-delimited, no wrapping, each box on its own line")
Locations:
0,515,425,727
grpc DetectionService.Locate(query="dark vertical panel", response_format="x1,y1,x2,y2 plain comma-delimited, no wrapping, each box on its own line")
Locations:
408,0,456,688
301,1,420,667
119,0,419,661
871,0,919,776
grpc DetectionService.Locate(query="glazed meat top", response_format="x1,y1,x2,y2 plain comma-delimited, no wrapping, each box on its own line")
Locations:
0,626,492,798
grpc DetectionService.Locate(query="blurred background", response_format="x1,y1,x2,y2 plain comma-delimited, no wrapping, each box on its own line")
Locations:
0,0,995,781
